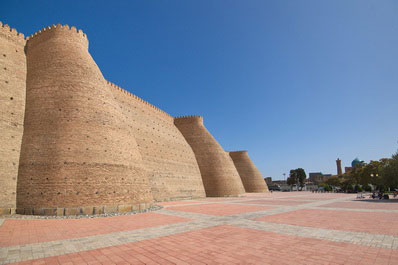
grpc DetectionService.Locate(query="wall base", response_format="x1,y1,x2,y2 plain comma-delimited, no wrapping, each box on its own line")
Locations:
15,203,153,216
0,208,16,215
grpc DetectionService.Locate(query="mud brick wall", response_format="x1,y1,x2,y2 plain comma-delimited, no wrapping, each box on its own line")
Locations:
229,151,269,193
0,23,26,214
174,116,245,197
16,25,153,215
0,22,267,216
108,82,206,201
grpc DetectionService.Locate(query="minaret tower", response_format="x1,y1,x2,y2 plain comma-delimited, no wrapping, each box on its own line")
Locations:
336,158,342,176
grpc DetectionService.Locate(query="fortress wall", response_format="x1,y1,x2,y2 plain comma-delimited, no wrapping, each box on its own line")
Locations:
174,116,245,197
108,82,206,201
17,25,153,215
229,151,269,193
0,23,26,214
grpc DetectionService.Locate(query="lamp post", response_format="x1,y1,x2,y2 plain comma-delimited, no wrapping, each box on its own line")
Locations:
370,173,378,192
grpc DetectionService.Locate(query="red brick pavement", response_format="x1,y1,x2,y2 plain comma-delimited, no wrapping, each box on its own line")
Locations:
255,209,398,236
11,225,398,265
0,213,190,247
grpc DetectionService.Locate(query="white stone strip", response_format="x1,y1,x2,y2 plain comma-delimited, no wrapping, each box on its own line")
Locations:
0,219,218,264
157,208,221,221
229,219,398,249
310,206,398,213
0,219,4,227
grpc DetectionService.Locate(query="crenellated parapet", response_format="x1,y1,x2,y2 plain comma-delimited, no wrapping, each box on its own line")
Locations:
175,116,245,197
106,80,174,122
0,22,26,46
26,24,88,52
174,115,203,125
229,151,269,193
229,150,249,155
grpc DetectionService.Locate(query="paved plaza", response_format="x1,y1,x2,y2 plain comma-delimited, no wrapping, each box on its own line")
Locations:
1,192,398,264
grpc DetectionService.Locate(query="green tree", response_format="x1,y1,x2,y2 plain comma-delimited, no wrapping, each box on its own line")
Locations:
380,151,398,190
288,168,307,189
320,183,332,192
325,177,341,187
287,170,296,186
341,178,354,192
295,168,307,188
346,159,386,188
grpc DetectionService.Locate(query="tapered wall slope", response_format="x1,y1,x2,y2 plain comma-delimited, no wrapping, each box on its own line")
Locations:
108,82,206,201
174,116,245,197
0,23,26,214
17,25,153,215
229,151,269,193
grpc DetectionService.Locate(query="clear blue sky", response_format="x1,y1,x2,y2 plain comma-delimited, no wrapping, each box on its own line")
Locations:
2,0,397,180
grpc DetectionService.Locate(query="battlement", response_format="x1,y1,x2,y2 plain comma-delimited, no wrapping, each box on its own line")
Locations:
0,22,26,46
0,21,267,215
26,24,88,50
229,150,249,156
174,115,203,125
106,80,174,121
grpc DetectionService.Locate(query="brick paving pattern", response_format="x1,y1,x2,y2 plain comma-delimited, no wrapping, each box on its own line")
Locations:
255,209,398,236
1,192,398,264
11,225,398,265
0,213,190,247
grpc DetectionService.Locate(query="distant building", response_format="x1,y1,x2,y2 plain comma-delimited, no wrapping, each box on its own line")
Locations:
345,167,353,174
308,172,332,184
265,177,272,186
343,157,364,174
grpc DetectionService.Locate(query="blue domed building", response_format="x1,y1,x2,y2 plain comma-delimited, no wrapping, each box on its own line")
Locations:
340,157,365,174
351,157,363,167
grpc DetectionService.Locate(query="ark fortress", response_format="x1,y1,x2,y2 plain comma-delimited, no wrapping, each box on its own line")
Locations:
0,23,268,216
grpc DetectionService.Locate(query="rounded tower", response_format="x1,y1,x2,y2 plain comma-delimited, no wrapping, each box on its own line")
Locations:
0,22,26,214
174,116,245,197
17,24,153,215
229,151,269,193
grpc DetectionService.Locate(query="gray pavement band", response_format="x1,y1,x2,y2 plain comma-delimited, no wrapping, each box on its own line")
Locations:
2,194,398,264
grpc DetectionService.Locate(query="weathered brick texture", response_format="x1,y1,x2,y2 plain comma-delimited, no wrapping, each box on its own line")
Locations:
0,23,267,215
17,25,153,215
229,151,269,193
0,23,26,214
174,116,245,197
108,82,206,201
